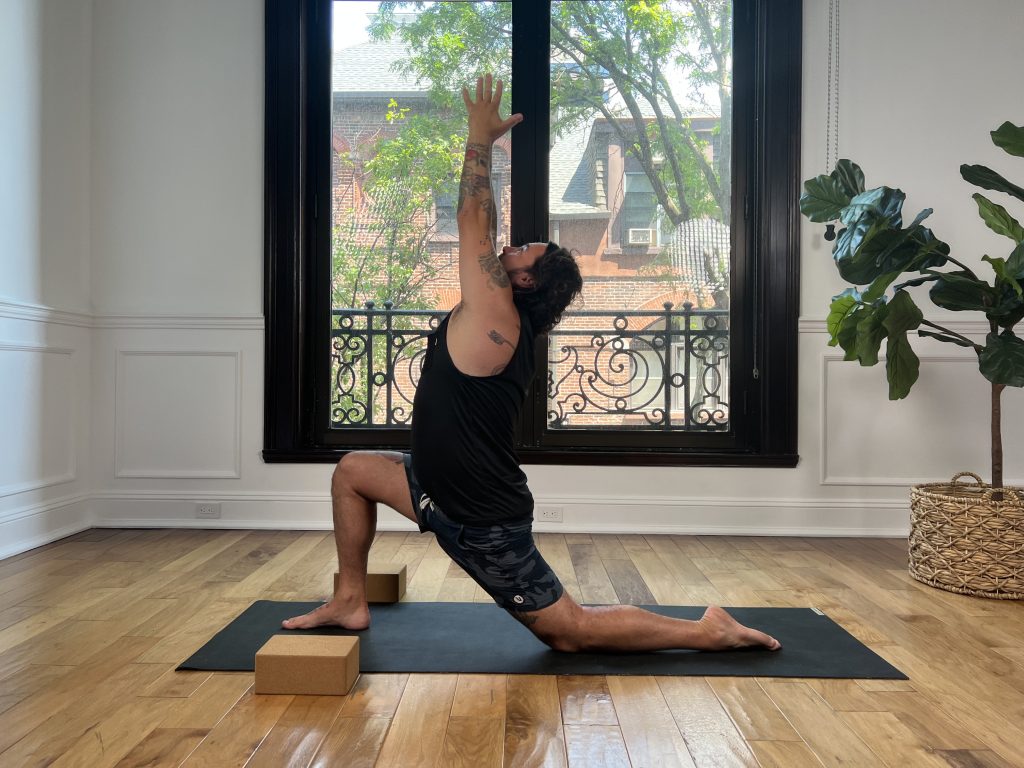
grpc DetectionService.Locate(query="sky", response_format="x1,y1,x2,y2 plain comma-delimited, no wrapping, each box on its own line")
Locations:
332,1,379,51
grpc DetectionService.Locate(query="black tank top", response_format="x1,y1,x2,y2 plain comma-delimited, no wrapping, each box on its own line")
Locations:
411,307,535,524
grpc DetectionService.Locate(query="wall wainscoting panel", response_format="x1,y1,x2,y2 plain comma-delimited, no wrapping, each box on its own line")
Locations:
0,342,77,498
820,352,1024,486
114,349,242,478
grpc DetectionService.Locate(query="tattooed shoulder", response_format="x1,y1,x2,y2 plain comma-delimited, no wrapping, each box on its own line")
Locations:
487,329,515,348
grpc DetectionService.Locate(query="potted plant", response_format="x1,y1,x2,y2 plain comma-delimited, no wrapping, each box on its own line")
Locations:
800,121,1024,599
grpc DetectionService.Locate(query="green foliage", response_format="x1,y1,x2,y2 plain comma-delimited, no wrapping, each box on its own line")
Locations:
800,121,1024,485
370,0,733,225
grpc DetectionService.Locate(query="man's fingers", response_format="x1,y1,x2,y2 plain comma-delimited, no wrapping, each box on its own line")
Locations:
462,86,472,110
494,78,504,105
501,113,524,133
476,76,483,102
484,72,493,101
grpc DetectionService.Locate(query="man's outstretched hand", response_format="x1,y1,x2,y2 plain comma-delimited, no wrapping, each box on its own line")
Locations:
462,73,523,144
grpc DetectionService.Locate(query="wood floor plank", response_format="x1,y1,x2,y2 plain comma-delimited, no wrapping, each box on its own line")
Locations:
245,694,347,768
158,673,255,730
567,539,619,605
936,749,1021,768
178,688,293,767
46,696,176,768
839,710,951,768
339,673,409,718
563,724,630,768
535,534,584,604
748,740,826,767
0,636,157,755
374,673,458,768
759,680,883,767
505,675,568,768
112,727,208,768
451,673,507,719
439,715,504,768
658,677,759,767
607,676,696,767
557,675,618,726
0,662,167,767
309,716,390,768
706,678,801,741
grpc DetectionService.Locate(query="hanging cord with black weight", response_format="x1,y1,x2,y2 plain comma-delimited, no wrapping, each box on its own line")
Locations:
824,0,840,241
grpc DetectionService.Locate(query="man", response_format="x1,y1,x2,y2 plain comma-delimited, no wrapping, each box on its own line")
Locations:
284,74,780,654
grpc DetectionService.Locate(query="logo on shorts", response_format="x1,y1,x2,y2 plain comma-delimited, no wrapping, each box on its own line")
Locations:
419,495,432,511
513,595,525,605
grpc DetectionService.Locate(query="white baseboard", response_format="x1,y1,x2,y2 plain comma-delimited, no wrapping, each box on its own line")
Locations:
0,493,93,559
89,493,911,538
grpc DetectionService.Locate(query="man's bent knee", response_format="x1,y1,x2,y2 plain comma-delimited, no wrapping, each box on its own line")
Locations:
510,600,586,653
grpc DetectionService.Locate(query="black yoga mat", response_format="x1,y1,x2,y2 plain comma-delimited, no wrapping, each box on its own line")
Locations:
178,601,905,679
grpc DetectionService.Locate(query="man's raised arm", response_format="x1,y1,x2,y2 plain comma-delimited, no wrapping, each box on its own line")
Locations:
456,74,522,307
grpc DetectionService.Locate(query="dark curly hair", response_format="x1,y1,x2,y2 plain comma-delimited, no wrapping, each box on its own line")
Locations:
513,242,583,335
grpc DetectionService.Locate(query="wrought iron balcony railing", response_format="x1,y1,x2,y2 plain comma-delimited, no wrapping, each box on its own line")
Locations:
331,301,729,431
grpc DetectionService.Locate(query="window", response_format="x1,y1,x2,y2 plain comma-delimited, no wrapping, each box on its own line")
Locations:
622,172,659,246
264,0,800,466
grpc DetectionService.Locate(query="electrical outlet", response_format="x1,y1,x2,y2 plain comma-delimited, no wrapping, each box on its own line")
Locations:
195,502,221,519
537,505,563,523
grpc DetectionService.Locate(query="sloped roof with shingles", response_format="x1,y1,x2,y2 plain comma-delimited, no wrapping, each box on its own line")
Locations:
332,40,426,96
549,120,608,218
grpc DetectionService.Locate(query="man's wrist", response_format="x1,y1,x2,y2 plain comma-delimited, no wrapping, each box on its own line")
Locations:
467,129,494,146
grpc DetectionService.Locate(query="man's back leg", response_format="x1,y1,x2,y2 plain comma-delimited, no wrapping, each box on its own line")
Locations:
509,592,780,653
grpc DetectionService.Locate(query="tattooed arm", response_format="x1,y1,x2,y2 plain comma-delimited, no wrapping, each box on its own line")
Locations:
446,74,527,377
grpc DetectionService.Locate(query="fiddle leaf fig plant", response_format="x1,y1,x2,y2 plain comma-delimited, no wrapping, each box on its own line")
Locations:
800,122,1024,492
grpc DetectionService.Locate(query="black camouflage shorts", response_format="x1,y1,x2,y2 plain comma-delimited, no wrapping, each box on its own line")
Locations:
402,453,564,613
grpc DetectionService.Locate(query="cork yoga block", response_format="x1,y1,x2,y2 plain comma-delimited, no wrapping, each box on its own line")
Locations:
334,563,407,603
254,635,359,696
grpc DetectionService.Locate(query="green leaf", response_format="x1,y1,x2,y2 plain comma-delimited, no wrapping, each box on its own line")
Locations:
992,122,1024,158
862,270,901,303
1007,242,1024,279
854,302,889,366
885,334,920,399
882,290,924,336
833,159,866,197
987,281,1024,330
929,270,997,312
973,193,1024,243
826,289,860,346
979,331,1024,387
961,165,1024,205
881,292,924,397
801,174,853,222
983,255,1024,298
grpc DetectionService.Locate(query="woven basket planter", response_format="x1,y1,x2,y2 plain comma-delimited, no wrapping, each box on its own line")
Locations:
909,472,1024,599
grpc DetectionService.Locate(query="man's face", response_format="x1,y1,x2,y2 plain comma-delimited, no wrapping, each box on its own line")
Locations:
499,243,546,290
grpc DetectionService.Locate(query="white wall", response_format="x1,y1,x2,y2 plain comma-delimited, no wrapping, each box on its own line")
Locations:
0,0,94,557
4,0,1023,557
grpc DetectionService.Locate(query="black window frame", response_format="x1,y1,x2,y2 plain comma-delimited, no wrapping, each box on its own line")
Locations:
263,0,801,467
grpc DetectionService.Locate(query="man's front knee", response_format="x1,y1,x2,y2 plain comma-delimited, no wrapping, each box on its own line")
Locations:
332,451,363,494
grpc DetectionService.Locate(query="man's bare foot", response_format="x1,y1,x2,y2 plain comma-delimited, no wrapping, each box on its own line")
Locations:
281,599,370,631
698,605,781,651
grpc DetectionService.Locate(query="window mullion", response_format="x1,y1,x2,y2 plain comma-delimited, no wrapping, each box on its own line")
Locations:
511,0,552,451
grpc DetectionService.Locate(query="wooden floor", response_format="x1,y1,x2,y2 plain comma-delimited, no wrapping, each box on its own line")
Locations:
0,529,1022,768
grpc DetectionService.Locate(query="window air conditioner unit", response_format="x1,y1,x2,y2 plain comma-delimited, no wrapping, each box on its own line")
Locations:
628,228,654,245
